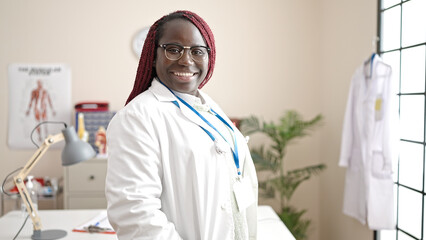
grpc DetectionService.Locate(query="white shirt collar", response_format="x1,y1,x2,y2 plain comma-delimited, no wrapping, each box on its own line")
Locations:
174,91,211,112
153,78,211,112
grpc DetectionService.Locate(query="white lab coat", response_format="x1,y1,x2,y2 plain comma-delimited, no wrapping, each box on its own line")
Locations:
105,79,258,240
339,55,396,230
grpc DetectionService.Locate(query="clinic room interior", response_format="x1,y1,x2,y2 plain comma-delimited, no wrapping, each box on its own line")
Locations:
1,1,419,240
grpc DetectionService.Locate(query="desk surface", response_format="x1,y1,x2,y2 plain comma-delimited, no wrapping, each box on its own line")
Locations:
0,206,294,240
0,209,116,240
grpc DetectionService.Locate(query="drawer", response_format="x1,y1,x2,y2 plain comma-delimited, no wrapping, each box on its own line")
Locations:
66,161,107,192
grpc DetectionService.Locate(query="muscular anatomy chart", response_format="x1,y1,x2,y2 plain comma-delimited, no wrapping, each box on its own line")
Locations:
8,64,71,149
26,80,57,141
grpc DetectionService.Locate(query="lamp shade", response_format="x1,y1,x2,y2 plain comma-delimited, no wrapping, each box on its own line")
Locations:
61,126,96,166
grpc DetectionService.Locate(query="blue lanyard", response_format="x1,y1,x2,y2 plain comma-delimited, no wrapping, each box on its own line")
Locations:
160,81,241,176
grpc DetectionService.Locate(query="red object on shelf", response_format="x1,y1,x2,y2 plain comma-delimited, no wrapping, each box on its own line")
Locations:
75,102,109,112
230,118,241,129
8,186,18,193
8,177,45,193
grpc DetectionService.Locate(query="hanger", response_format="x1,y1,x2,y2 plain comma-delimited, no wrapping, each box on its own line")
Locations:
364,36,380,78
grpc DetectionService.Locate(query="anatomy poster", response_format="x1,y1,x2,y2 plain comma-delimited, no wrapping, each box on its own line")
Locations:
8,64,71,149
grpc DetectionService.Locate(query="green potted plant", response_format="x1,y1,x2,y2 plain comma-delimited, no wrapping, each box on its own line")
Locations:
240,110,326,240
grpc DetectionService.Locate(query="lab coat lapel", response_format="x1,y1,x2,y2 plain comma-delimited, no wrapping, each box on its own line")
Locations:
354,67,366,159
354,64,370,165
355,57,380,164
149,80,214,131
177,101,213,131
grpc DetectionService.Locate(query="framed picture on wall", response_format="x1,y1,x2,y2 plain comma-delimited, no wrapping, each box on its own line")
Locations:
8,64,71,149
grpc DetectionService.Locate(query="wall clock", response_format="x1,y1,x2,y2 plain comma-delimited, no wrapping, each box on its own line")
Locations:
132,26,150,58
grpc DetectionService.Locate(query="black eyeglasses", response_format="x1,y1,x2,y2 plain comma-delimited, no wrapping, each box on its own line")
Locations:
158,43,210,62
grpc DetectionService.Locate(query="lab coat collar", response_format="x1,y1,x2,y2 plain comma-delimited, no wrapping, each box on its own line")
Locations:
149,79,207,104
148,79,214,133
362,57,380,100
149,79,177,102
149,79,247,179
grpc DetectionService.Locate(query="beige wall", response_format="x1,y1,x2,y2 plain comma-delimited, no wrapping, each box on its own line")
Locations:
0,0,377,239
319,0,378,239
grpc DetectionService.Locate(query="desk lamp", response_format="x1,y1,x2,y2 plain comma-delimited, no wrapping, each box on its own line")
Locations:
13,126,96,240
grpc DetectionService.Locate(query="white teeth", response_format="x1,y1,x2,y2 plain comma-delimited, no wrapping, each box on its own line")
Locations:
174,72,194,77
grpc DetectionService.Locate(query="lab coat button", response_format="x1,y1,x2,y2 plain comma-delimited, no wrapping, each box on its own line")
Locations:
221,202,231,211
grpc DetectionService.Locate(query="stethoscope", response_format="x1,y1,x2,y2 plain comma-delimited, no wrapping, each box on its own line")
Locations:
159,80,241,176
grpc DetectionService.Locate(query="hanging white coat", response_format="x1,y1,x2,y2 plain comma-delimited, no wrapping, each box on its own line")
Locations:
105,80,258,240
339,55,396,230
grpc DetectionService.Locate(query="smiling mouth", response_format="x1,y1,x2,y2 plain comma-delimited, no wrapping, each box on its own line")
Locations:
173,72,196,77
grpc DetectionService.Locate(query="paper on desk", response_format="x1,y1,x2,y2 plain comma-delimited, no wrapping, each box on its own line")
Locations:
73,210,115,234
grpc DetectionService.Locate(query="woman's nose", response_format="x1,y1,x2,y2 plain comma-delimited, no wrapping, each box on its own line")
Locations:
178,49,194,66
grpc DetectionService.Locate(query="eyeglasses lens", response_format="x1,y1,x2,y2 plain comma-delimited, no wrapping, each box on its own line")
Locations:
164,44,208,62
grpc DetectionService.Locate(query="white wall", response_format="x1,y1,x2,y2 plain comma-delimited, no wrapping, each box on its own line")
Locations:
0,0,377,239
318,0,378,239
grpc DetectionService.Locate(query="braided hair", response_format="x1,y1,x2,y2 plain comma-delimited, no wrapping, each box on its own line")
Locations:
125,10,216,105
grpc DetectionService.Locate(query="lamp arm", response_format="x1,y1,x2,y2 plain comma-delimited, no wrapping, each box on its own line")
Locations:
13,133,64,231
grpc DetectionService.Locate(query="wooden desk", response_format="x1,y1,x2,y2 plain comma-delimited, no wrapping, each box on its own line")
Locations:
0,206,294,239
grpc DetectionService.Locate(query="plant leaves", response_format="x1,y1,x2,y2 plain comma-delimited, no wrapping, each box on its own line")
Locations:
278,206,311,240
239,111,326,239
250,146,280,172
269,164,326,201
239,115,261,136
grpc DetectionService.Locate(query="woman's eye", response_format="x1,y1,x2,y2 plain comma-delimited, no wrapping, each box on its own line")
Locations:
191,49,204,56
166,48,181,54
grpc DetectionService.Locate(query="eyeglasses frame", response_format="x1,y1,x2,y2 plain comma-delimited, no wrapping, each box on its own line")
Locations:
158,43,211,62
